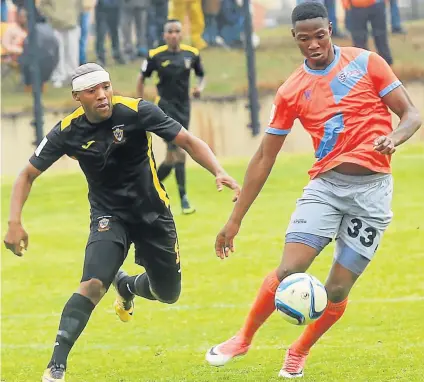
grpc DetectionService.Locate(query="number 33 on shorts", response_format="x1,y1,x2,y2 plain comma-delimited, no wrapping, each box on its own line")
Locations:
341,217,382,256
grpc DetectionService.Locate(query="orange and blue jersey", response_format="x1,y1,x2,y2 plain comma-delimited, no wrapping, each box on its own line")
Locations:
267,45,401,179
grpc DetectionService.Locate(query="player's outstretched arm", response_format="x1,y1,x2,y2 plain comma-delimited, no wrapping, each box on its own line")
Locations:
374,86,422,154
173,128,240,201
215,133,287,259
4,163,42,256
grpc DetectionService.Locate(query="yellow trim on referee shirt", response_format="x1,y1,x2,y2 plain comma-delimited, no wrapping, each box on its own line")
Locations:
112,96,141,111
180,44,199,56
149,45,168,58
146,132,170,207
61,107,84,130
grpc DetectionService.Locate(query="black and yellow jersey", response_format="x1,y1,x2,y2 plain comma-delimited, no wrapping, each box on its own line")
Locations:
30,96,182,223
141,44,205,104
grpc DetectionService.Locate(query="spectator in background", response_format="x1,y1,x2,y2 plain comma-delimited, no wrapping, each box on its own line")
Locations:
1,0,8,22
19,11,59,91
1,6,27,55
342,0,393,65
390,0,406,34
12,0,46,23
121,0,150,61
345,6,351,33
296,0,344,37
39,0,80,88
215,0,260,49
203,0,221,46
216,0,244,47
147,0,168,48
324,0,346,37
79,0,96,65
171,0,207,50
95,0,125,66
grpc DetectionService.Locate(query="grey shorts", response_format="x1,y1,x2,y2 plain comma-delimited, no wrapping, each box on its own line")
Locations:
286,170,393,260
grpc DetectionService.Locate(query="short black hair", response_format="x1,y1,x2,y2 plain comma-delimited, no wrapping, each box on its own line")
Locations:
291,3,329,26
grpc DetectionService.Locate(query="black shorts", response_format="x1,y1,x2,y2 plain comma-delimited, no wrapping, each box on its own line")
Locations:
81,213,181,289
158,99,190,151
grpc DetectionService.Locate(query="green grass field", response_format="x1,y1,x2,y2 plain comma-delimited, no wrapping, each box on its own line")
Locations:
1,144,424,381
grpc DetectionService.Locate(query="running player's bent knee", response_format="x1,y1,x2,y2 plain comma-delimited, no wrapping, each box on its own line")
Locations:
325,283,349,303
151,281,181,304
78,278,106,305
276,267,297,282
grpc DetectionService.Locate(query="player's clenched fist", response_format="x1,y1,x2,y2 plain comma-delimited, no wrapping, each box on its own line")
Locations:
4,221,28,257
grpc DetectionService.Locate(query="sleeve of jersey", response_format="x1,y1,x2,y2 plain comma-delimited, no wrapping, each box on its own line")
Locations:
265,91,296,136
193,54,205,77
138,100,183,141
368,52,402,97
29,124,66,172
140,55,156,78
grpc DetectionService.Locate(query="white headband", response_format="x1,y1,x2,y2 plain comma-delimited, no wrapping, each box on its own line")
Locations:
72,70,110,91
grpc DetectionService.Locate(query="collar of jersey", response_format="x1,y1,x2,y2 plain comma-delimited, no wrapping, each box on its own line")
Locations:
303,45,340,76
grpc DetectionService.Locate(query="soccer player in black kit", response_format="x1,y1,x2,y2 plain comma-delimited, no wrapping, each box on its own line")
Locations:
3,63,239,382
137,19,206,215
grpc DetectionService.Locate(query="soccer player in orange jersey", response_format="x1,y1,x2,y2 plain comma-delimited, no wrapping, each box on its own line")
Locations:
205,3,421,379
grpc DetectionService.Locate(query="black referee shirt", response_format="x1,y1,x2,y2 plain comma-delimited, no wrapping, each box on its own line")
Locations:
141,44,205,104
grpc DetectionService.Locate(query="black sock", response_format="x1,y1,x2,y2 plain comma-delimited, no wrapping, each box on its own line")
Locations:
174,162,186,201
157,163,173,181
49,293,95,369
120,273,156,301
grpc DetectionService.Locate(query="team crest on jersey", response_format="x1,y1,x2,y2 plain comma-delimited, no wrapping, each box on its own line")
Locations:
338,71,347,83
112,124,125,143
98,217,110,232
184,57,192,69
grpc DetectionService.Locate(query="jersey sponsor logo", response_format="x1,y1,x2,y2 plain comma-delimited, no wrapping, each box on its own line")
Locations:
34,137,48,157
184,57,192,69
97,217,110,232
112,124,125,143
82,140,95,149
161,60,171,67
268,104,277,125
338,69,362,83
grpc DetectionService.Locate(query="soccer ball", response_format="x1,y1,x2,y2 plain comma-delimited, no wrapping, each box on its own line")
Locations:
275,273,328,326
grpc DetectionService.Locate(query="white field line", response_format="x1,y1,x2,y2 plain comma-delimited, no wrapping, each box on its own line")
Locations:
1,295,423,320
3,342,423,351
